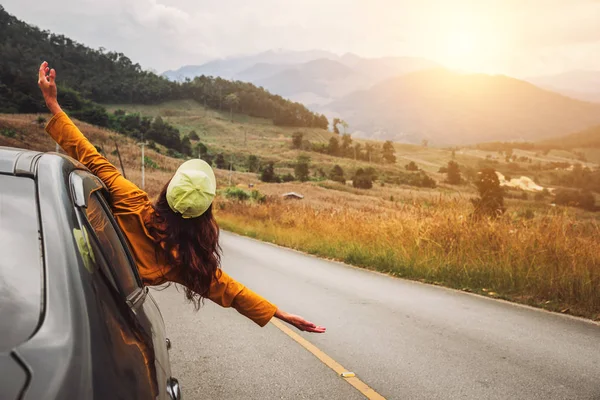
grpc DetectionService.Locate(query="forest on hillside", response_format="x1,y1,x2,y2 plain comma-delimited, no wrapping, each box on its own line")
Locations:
0,6,328,130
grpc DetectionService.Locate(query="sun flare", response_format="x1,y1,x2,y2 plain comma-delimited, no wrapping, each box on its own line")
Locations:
443,30,479,71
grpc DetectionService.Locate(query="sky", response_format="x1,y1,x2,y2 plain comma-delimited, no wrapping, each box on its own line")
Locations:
3,0,600,77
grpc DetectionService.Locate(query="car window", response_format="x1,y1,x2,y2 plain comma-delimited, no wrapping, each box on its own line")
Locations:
0,175,42,351
84,191,140,297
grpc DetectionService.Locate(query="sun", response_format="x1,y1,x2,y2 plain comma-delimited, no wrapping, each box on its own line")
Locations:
448,31,476,56
443,30,479,71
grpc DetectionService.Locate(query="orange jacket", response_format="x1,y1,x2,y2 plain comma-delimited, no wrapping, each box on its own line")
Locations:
46,112,276,326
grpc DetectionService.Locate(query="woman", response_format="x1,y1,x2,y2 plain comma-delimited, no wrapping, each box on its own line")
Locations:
38,61,325,333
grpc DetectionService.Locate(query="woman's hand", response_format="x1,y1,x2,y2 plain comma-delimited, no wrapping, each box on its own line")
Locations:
38,61,62,115
275,309,326,333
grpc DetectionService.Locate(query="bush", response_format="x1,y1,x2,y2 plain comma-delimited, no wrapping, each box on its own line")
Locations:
144,156,159,169
166,148,184,159
224,187,250,201
294,155,310,182
260,162,281,183
292,132,303,149
36,116,46,126
215,153,227,169
405,161,419,171
353,168,373,189
1,128,17,138
250,190,266,203
554,189,596,211
188,130,199,140
329,165,346,184
247,155,260,173
281,173,295,182
419,173,437,188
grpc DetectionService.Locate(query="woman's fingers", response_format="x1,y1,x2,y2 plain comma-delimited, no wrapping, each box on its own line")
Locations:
49,68,56,83
38,61,48,84
295,318,326,333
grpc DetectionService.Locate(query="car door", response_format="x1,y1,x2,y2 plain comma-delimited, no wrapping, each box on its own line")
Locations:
70,170,171,399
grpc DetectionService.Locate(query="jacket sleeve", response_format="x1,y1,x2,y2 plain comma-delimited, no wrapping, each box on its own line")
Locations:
45,112,150,213
208,269,277,327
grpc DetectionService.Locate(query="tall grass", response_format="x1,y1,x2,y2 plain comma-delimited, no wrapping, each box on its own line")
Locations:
216,197,600,320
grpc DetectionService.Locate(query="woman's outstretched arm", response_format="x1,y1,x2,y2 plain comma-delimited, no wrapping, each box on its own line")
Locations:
38,61,150,213
204,269,326,333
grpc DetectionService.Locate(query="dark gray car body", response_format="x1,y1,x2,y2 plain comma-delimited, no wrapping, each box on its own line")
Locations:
0,146,180,399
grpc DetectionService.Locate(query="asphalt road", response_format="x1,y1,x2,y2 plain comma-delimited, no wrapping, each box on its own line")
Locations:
151,231,600,400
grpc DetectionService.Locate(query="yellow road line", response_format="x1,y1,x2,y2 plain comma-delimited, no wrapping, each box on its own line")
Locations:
270,319,386,400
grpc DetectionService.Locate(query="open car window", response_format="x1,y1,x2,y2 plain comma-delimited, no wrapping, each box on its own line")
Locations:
83,191,141,298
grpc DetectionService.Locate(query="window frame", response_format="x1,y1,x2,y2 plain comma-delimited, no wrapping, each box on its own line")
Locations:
70,170,146,307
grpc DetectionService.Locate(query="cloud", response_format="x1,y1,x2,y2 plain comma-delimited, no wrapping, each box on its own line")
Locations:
123,0,190,33
2,0,599,75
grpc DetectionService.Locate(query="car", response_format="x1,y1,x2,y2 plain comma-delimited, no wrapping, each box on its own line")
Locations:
0,146,181,400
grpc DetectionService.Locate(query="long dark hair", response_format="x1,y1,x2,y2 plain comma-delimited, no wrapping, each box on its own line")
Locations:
148,180,221,309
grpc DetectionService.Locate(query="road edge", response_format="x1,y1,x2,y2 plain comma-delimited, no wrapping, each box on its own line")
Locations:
221,230,600,327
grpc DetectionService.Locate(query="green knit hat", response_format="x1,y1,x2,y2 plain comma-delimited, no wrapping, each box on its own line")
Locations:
166,159,216,219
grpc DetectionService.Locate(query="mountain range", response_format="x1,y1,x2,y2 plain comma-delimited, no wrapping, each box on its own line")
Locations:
325,69,600,145
525,71,600,104
167,51,600,146
163,50,440,106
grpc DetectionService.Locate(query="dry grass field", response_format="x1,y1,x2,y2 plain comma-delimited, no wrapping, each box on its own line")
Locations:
2,110,598,320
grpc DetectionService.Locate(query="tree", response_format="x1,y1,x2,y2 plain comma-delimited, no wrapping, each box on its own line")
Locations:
421,139,429,148
340,120,348,134
259,162,280,183
364,143,374,162
247,155,260,173
352,168,373,189
0,6,330,130
292,132,303,149
294,155,311,182
223,93,239,122
341,134,353,157
332,118,341,134
188,130,199,140
353,143,362,160
472,168,505,217
180,136,193,156
446,161,462,184
195,142,208,158
328,136,340,156
215,153,227,169
405,161,419,171
329,165,345,184
382,141,396,164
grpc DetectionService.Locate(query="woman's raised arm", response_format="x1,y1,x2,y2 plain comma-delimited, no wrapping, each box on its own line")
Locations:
38,62,149,213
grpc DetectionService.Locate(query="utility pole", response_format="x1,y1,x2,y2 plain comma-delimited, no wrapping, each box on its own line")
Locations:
228,156,233,187
244,129,247,147
138,132,149,190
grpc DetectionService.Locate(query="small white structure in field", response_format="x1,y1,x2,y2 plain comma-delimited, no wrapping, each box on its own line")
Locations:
282,192,304,200
496,172,544,192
